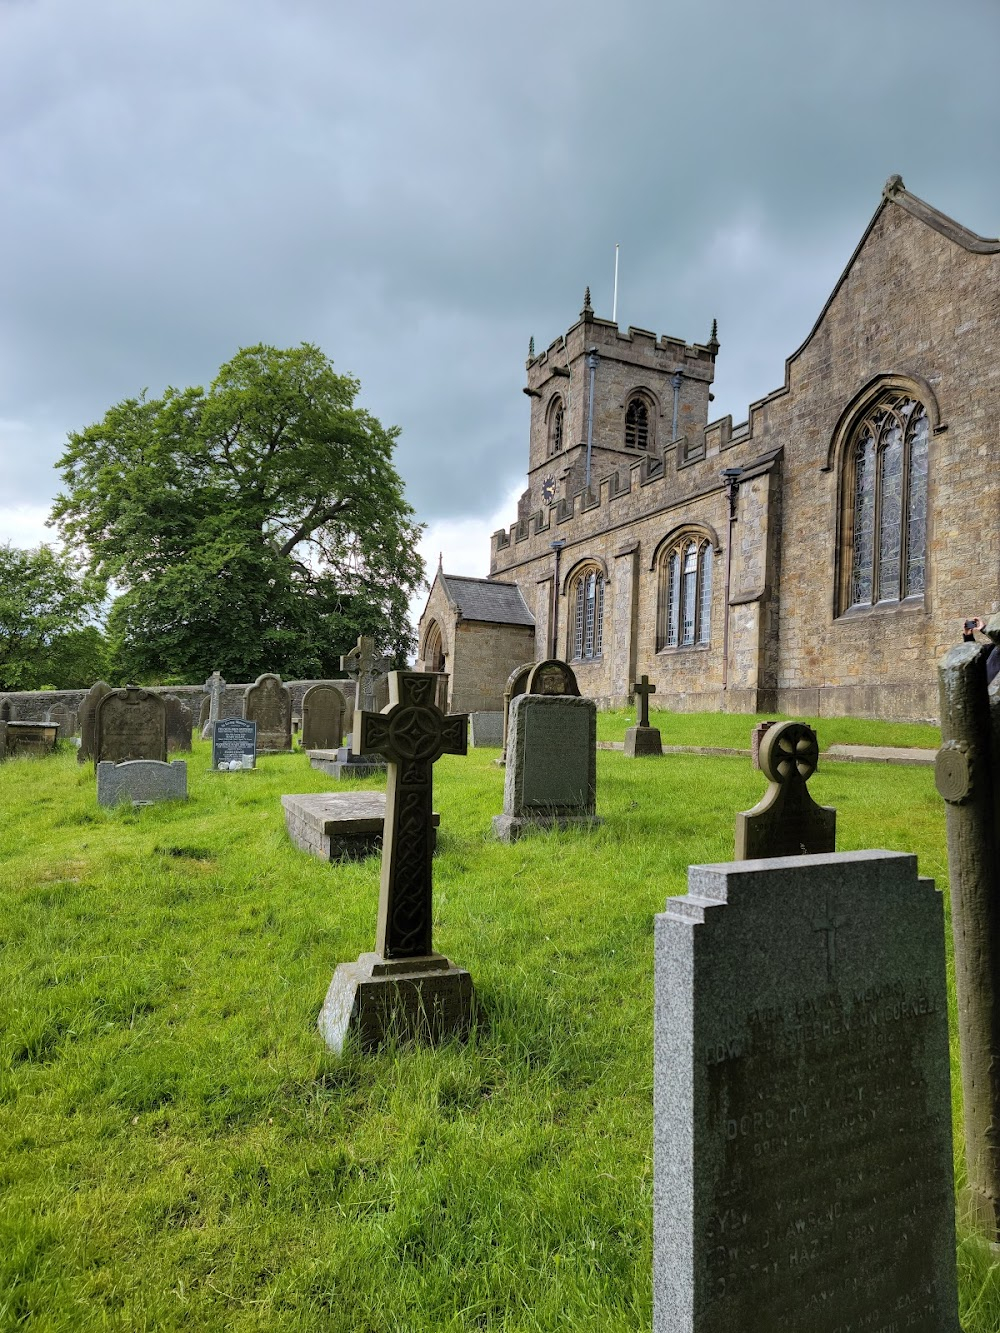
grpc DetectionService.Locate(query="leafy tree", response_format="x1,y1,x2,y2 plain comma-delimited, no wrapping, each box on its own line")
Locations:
51,344,425,681
0,544,106,689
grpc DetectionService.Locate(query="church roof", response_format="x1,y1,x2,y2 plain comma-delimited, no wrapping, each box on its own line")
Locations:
440,574,535,627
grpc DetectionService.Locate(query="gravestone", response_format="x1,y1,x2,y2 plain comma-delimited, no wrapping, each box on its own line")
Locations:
751,718,778,770
212,718,257,770
163,695,193,753
499,660,535,765
97,759,188,807
654,850,959,1332
282,790,439,862
46,702,78,738
79,680,112,763
0,720,6,759
317,671,474,1053
94,688,167,766
524,658,581,697
625,674,663,757
469,711,503,747
935,625,1000,1241
5,721,58,756
0,699,10,722
493,693,600,842
200,670,226,739
198,694,211,731
301,684,347,751
735,720,835,859
243,673,292,752
340,635,390,715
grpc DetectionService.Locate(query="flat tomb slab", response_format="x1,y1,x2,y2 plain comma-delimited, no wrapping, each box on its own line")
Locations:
282,791,439,861
307,748,387,779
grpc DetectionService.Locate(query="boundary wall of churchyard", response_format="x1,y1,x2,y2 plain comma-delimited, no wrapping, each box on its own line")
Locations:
0,678,355,724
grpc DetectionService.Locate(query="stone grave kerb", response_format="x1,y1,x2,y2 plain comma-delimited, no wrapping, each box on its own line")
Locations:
734,720,835,859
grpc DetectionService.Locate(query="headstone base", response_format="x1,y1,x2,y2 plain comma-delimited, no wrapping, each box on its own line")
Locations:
318,952,476,1054
491,812,603,843
282,791,439,862
308,747,387,779
624,724,663,757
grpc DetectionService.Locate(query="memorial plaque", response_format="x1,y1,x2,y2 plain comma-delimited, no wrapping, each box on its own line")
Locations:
654,850,959,1333
95,688,167,765
212,718,257,770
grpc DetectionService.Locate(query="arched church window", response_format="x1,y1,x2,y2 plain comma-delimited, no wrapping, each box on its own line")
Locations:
570,565,604,661
843,392,928,611
548,398,565,456
422,620,446,673
656,534,714,649
625,396,651,450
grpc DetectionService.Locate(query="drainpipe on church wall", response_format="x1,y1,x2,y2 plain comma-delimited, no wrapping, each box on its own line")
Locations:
721,468,743,698
671,371,683,441
585,350,599,491
550,540,565,658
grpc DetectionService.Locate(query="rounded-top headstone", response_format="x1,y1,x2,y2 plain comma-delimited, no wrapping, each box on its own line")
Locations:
525,659,581,697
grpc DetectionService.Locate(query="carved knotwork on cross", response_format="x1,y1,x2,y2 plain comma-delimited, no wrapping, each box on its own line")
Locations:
340,635,390,715
354,671,468,959
735,720,836,860
633,674,656,728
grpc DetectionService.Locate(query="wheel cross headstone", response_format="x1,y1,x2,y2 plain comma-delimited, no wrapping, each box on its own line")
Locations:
735,720,836,859
633,674,655,728
341,635,390,716
317,672,477,1053
355,671,468,957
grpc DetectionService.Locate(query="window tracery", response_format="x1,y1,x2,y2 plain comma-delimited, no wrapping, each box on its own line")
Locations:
656,535,713,649
570,566,604,661
548,398,565,456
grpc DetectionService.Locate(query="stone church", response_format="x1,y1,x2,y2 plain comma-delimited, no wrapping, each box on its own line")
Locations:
417,177,1000,722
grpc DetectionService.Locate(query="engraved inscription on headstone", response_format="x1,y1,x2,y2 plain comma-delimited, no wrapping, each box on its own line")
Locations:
493,693,600,842
212,718,257,770
243,674,292,752
653,850,959,1333
95,688,167,766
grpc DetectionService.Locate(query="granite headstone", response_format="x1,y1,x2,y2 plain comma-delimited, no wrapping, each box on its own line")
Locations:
493,693,600,842
212,718,257,770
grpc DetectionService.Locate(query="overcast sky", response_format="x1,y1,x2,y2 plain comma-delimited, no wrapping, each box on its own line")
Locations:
3,0,999,612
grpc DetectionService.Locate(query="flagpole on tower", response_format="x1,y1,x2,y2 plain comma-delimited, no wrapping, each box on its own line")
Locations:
612,243,620,323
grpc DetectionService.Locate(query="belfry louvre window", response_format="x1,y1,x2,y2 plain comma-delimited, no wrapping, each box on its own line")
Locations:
571,567,604,660
656,537,713,649
625,397,650,450
548,400,564,455
844,392,929,611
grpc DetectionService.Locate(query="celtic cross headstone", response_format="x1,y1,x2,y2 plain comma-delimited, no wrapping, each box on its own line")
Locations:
201,670,226,739
625,673,663,757
318,671,476,1052
341,635,390,716
734,720,835,859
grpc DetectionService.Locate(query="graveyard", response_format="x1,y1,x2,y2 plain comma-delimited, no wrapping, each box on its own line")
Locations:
1,711,998,1330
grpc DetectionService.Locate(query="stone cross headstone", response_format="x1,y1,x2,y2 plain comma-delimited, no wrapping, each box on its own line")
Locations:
735,720,835,859
94,687,167,766
317,671,474,1053
212,718,257,770
200,671,226,739
97,759,188,807
301,684,346,751
935,624,1000,1241
243,673,292,752
654,850,959,1332
493,693,600,842
340,635,390,716
79,680,112,764
625,674,663,757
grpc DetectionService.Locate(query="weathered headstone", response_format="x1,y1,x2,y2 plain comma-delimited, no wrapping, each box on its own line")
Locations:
200,671,226,739
97,759,188,807
317,671,474,1053
499,660,536,765
735,720,835,859
524,657,581,697
94,688,167,766
625,674,663,757
935,625,1000,1241
0,699,10,722
301,684,347,751
0,720,7,759
162,695,193,753
79,680,112,763
750,718,778,770
493,693,600,842
198,694,211,731
654,850,959,1332
46,702,78,738
212,718,257,770
243,673,292,752
469,711,503,747
340,635,390,716
282,790,439,862
5,721,58,756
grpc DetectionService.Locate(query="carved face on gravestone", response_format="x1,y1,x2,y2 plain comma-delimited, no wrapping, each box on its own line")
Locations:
525,658,581,697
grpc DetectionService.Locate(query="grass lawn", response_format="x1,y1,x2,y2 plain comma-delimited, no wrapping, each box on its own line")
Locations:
1,723,996,1331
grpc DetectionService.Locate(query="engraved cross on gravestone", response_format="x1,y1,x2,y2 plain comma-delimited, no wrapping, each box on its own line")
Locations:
633,674,655,728
317,672,476,1053
735,720,836,859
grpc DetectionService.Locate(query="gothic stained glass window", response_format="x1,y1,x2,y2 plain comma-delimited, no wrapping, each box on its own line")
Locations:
657,536,714,650
572,568,604,660
625,398,650,449
846,393,929,611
